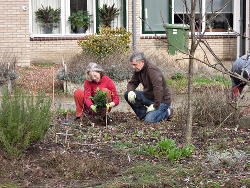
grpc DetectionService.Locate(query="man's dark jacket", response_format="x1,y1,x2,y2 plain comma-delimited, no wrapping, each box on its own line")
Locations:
127,60,171,108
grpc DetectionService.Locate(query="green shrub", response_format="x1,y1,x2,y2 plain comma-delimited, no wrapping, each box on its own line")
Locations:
78,27,131,58
0,89,52,157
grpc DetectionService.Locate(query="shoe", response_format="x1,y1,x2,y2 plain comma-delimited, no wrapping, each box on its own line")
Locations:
74,117,81,121
167,108,174,120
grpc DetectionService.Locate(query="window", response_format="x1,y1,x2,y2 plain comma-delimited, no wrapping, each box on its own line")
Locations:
31,0,126,35
142,0,170,34
174,0,233,32
31,0,62,34
97,0,127,31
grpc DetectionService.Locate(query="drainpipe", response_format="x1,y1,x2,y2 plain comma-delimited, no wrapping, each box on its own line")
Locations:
246,0,249,54
132,0,137,52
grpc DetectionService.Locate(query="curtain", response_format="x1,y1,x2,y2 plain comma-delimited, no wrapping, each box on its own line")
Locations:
206,0,233,13
144,0,169,31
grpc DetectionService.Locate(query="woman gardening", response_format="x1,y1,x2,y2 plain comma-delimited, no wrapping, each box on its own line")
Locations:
74,63,119,121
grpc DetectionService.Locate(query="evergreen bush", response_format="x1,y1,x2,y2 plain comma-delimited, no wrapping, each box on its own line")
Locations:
78,27,131,58
0,89,52,157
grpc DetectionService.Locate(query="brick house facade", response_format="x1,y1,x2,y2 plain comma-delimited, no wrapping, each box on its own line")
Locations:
0,0,248,66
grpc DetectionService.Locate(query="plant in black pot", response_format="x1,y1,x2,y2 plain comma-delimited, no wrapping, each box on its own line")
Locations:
35,5,61,34
68,10,91,33
99,4,120,27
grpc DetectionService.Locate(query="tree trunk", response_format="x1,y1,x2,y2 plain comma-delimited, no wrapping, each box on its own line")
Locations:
185,0,197,145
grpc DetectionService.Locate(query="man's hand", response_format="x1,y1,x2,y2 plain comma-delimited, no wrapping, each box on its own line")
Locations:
128,91,136,103
106,102,115,111
146,104,155,113
90,105,97,113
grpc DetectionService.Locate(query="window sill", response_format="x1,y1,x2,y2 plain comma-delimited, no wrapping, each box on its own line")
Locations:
140,32,237,39
30,34,89,41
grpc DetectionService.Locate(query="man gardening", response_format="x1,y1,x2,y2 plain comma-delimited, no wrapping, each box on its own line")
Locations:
124,52,172,123
231,54,250,100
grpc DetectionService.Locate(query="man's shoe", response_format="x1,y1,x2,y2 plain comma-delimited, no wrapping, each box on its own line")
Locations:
167,108,174,120
74,117,81,121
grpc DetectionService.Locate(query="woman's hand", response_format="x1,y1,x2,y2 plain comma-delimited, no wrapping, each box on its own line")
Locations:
106,102,115,111
90,105,97,113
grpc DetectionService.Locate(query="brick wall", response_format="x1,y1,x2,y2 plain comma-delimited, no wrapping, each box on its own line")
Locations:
30,39,81,63
0,0,30,66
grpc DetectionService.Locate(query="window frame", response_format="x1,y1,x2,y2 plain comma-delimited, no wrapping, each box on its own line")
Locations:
29,0,127,37
30,0,96,37
141,0,172,34
172,0,235,35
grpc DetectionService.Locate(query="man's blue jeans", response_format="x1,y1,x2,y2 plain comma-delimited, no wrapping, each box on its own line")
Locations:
124,91,171,123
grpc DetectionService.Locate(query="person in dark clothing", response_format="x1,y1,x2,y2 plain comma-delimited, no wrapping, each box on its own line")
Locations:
124,52,172,123
231,54,250,99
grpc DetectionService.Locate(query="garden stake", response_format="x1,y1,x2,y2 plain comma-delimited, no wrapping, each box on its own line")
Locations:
52,66,55,111
105,111,108,128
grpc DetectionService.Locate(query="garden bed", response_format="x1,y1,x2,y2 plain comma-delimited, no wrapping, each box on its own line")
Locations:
0,64,249,187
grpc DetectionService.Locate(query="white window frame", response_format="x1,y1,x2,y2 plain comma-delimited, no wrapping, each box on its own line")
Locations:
29,0,96,37
172,0,236,36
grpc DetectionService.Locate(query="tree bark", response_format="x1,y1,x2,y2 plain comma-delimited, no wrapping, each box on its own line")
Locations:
185,0,197,145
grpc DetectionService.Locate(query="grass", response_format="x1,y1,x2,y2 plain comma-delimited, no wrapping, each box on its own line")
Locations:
166,74,231,92
103,161,203,188
32,62,55,67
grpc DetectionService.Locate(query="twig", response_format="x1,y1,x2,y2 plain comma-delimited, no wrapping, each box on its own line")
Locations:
213,112,233,133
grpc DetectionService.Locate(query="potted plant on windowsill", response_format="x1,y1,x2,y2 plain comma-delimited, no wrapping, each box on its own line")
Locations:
35,5,61,34
68,10,91,33
99,4,120,27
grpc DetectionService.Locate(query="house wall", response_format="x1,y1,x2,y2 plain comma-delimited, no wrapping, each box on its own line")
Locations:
126,0,237,60
0,0,30,66
30,39,81,63
1,0,238,66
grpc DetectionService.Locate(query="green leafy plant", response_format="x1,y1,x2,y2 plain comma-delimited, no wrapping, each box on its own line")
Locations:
89,88,109,108
0,89,52,157
78,27,131,58
99,4,120,27
68,10,91,33
35,5,61,33
142,137,195,161
171,72,185,80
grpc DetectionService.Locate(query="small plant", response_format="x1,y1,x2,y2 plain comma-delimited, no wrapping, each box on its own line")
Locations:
68,10,91,33
0,89,52,157
35,5,61,33
99,4,120,27
171,72,185,80
89,88,109,108
142,137,195,161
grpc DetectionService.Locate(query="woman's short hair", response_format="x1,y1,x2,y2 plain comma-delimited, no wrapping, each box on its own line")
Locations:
86,62,104,73
85,62,104,81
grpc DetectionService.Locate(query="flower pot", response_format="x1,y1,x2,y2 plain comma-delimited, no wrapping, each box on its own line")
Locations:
43,26,53,34
76,27,87,33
